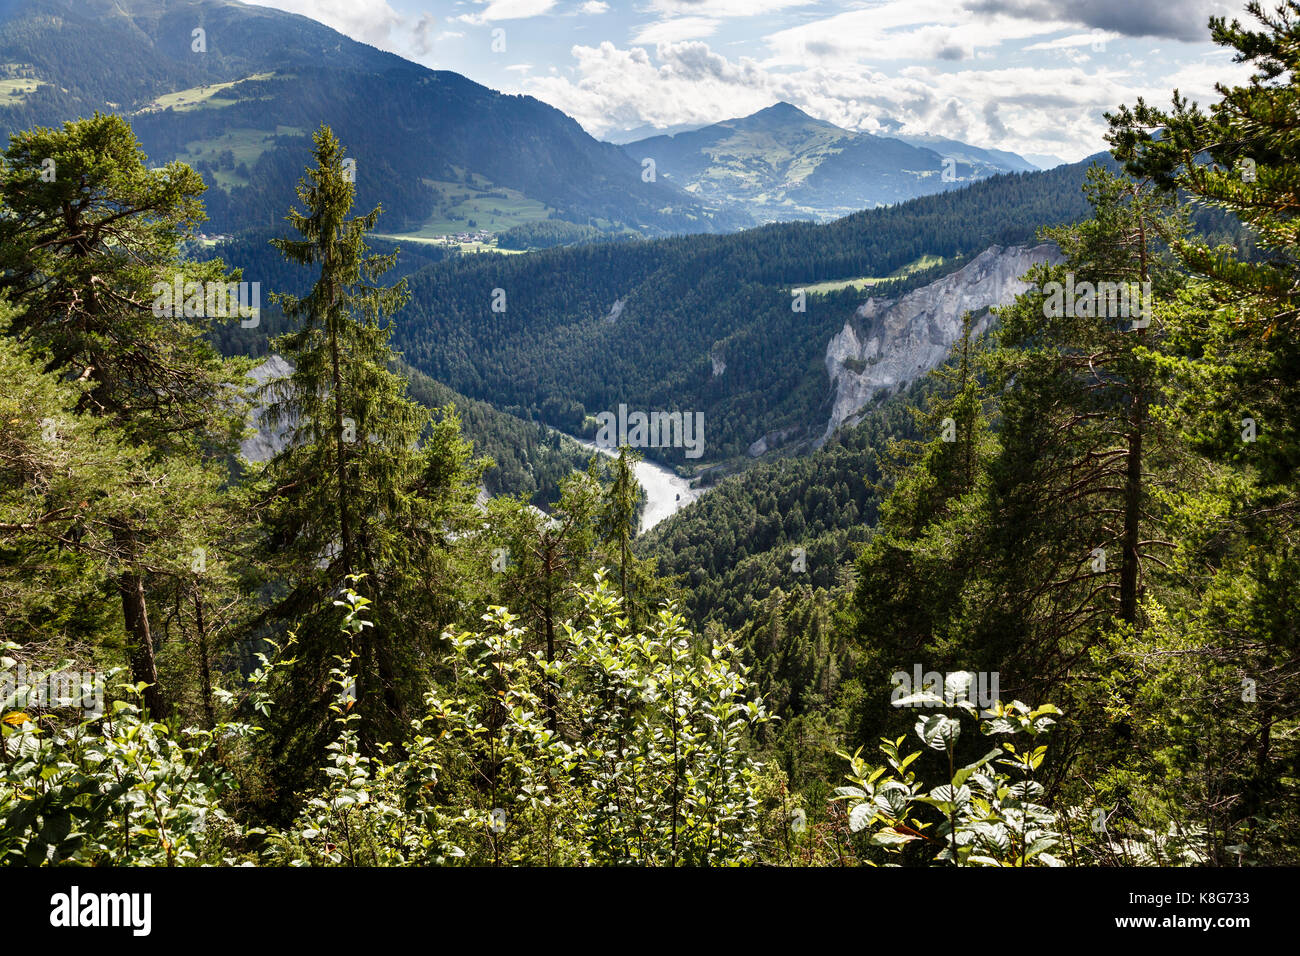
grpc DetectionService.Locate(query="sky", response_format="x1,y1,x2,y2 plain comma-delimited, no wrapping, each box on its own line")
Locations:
243,0,1257,163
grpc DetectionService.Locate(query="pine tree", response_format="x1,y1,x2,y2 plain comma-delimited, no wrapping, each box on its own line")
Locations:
599,447,640,621
0,114,246,716
990,167,1186,645
0,302,131,648
594,446,667,636
1101,0,1300,860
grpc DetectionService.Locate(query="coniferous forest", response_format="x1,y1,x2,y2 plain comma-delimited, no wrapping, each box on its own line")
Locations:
0,0,1297,936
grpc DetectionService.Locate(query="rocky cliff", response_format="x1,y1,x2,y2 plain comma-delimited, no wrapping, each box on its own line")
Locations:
821,243,1061,441
239,354,294,463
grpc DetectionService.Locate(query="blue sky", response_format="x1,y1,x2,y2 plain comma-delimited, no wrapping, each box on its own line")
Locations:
246,0,1254,162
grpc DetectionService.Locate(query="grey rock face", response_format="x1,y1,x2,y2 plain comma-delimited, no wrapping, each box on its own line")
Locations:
747,425,803,458
239,354,295,463
821,243,1061,441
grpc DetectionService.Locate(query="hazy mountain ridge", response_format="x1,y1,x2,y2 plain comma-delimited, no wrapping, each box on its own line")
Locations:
894,133,1039,172
626,102,1036,223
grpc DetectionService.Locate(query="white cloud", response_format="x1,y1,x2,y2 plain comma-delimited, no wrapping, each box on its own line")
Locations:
243,0,449,60
458,0,558,25
521,33,1240,161
244,0,403,50
246,0,1247,165
410,13,437,56
961,0,1246,43
524,41,774,138
1147,56,1254,105
760,0,1071,65
650,0,814,15
633,17,721,44
1024,31,1121,51
487,0,557,17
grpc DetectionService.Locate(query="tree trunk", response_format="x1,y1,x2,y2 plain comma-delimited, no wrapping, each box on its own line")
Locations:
330,305,354,580
193,588,215,728
1119,391,1144,624
120,569,167,717
1121,202,1150,626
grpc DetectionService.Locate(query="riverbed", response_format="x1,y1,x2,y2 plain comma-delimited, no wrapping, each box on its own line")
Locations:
571,437,705,533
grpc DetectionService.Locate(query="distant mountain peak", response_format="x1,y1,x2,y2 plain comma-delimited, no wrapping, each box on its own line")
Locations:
734,100,838,131
0,0,749,236
754,101,809,117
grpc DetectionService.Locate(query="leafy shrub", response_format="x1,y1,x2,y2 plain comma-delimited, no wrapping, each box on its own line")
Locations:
0,646,259,866
835,694,1064,866
270,575,772,866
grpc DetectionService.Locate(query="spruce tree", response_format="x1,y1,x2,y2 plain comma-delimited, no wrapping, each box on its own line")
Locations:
257,125,445,771
487,466,601,731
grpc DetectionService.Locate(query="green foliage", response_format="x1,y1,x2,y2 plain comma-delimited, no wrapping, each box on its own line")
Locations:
0,643,257,866
0,112,246,452
640,377,936,629
266,576,771,866
836,699,1064,866
0,112,251,718
1083,0,1300,864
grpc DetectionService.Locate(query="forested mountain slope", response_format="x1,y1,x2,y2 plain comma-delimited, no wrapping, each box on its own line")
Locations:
0,0,742,236
391,155,1114,464
640,375,936,627
198,230,593,506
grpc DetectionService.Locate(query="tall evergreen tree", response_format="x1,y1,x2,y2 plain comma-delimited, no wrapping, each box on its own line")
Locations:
598,446,663,630
1102,0,1300,861
987,168,1186,660
256,125,459,775
487,466,602,731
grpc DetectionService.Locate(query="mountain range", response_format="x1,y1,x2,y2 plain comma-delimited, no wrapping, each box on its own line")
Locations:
2,0,1243,478
2,0,1044,240
0,0,745,237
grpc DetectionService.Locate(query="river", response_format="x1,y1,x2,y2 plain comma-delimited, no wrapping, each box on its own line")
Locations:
571,437,705,533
